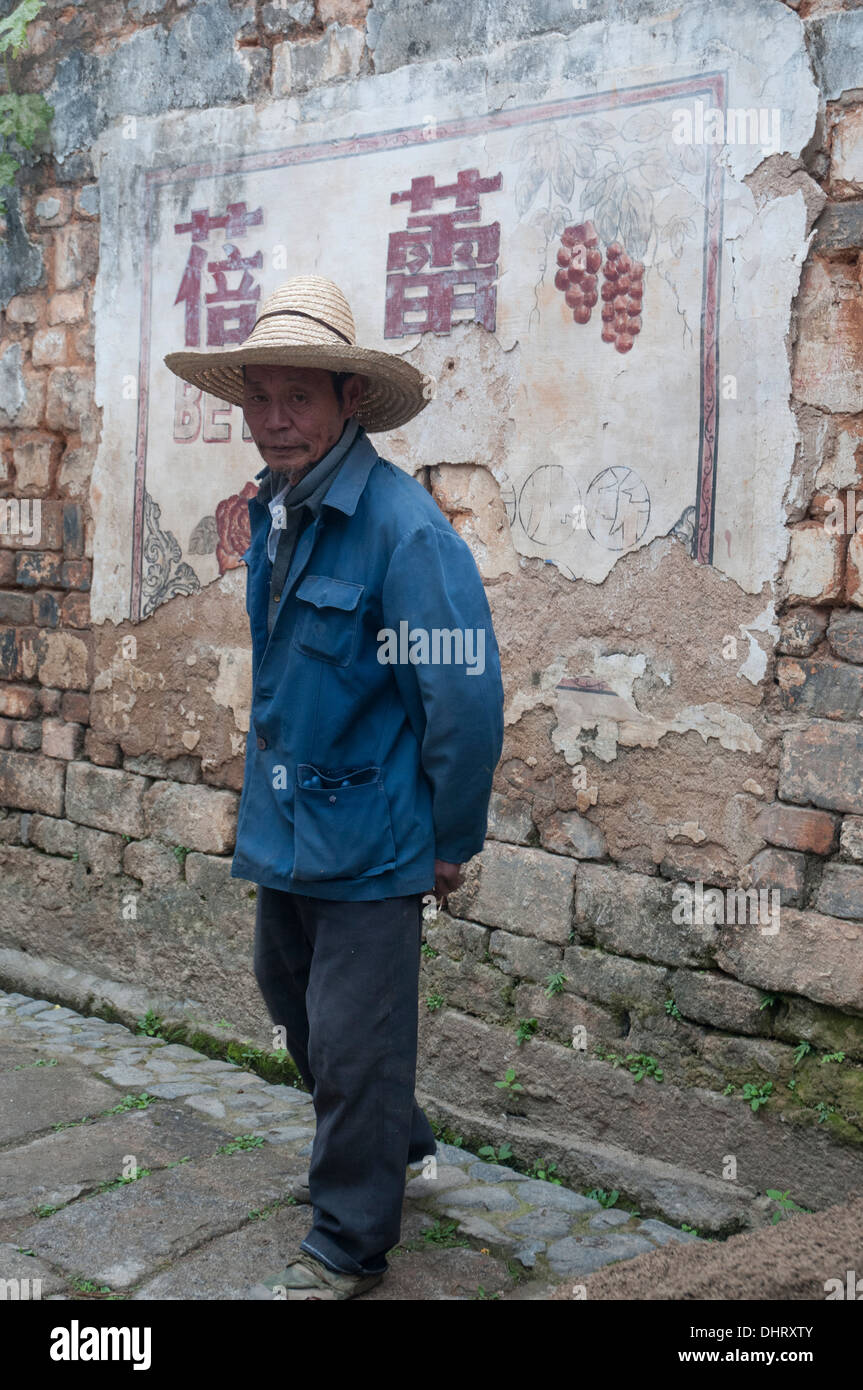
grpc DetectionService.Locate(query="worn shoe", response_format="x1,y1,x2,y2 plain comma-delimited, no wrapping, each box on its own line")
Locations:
248,1252,384,1301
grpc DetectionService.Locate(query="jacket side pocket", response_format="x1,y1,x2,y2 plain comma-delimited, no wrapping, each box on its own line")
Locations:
292,764,397,882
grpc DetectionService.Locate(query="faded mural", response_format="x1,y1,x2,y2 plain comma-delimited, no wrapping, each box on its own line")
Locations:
90,5,815,624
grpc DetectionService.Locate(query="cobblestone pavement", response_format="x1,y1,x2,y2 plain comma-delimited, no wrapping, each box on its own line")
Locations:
0,988,702,1300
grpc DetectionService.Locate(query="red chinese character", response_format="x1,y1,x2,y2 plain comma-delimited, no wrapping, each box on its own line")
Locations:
387,206,500,273
174,202,264,347
390,169,502,212
385,168,502,338
206,242,263,346
385,265,498,337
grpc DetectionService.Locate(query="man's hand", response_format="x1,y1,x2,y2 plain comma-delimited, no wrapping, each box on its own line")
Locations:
433,859,464,909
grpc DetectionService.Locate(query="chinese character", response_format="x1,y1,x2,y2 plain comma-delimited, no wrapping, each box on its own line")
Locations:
384,169,502,338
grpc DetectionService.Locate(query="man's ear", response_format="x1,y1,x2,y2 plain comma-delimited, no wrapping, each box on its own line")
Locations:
343,373,366,416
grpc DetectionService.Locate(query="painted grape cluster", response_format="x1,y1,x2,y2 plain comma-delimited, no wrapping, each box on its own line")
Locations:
554,221,644,354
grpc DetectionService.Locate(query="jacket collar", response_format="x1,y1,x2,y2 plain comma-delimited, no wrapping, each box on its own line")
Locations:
252,424,379,519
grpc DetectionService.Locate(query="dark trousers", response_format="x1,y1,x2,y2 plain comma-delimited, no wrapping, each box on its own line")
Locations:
253,886,437,1276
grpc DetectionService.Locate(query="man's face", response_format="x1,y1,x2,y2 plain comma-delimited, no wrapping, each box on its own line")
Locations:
242,364,364,478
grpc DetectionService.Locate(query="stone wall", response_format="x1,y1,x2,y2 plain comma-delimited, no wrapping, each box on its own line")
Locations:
1,0,862,1231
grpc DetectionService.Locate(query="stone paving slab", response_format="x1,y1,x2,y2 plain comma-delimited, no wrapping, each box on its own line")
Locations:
0,1242,68,1297
132,1204,312,1300
0,986,709,1299
0,1062,121,1145
0,1043,49,1073
15,1147,308,1291
0,1105,239,1235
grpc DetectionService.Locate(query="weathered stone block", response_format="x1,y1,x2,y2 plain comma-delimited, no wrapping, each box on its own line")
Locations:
791,260,863,415
776,606,828,657
53,222,99,291
539,809,607,860
840,816,863,862
576,863,716,968
847,532,863,609
746,848,808,908
123,838,183,886
83,729,122,766
0,591,33,624
65,761,149,836
513,983,623,1048
5,294,41,324
781,522,844,603
827,610,863,664
60,691,89,724
754,803,838,855
61,559,91,590
45,368,95,441
0,683,40,719
62,503,84,558
446,841,576,944
777,656,863,719
33,591,60,628
123,752,201,784
659,844,739,888
142,781,238,854
41,718,84,760
563,943,670,1011
31,327,68,367
816,864,863,921
35,629,90,689
273,22,365,96
11,720,41,751
60,592,90,628
716,908,863,1012
423,912,490,960
488,928,562,982
486,790,533,844
779,722,863,814
27,813,79,857
0,750,65,816
47,290,86,325
11,439,53,495
15,552,63,589
671,969,771,1036
77,825,124,880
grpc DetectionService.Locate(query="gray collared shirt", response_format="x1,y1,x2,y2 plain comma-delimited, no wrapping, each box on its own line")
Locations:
256,416,361,635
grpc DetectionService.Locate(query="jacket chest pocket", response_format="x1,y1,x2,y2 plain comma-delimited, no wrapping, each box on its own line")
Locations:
292,574,364,667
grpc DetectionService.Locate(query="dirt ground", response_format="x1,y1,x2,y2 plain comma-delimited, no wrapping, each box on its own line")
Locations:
550,1196,863,1300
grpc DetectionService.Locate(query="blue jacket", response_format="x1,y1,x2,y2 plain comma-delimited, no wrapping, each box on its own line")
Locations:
230,424,505,900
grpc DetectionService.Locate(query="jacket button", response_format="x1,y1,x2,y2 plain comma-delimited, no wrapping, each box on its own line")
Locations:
273,593,280,602
329,794,336,804
257,735,267,750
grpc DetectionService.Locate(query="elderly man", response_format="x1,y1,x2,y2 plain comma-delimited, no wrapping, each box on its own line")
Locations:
164,276,504,1300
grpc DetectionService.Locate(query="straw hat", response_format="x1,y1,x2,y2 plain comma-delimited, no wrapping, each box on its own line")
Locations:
163,275,435,433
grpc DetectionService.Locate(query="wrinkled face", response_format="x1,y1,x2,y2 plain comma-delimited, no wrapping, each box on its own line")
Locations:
242,364,364,477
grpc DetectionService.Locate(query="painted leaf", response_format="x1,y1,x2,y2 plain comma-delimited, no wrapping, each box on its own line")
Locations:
552,150,575,201
581,165,613,212
516,160,546,215
577,116,620,146
674,141,704,174
618,183,651,258
551,203,571,235
571,142,596,179
629,151,672,191
622,107,670,142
